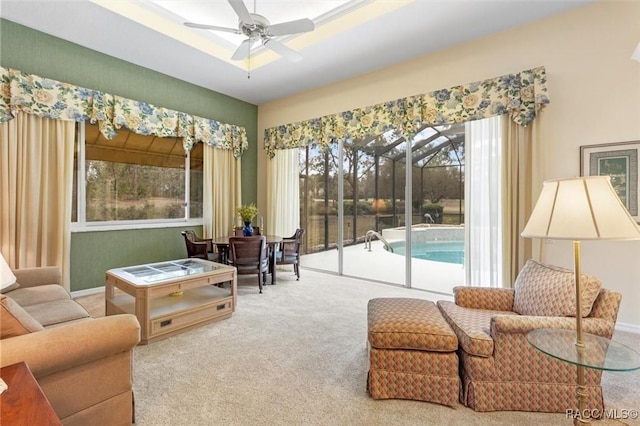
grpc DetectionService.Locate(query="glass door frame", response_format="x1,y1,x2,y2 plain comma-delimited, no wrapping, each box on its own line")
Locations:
335,137,414,288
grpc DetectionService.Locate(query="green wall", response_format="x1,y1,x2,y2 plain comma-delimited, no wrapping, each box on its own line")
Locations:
1,19,258,291
70,227,203,290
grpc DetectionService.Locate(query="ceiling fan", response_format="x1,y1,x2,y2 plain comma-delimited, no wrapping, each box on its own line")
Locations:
184,0,315,62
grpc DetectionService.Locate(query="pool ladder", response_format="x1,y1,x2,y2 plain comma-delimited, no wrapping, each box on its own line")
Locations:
364,230,393,253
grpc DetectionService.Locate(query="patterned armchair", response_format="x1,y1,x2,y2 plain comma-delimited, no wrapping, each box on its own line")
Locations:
437,260,621,413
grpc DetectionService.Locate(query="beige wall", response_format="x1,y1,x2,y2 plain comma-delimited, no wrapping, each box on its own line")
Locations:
257,1,640,328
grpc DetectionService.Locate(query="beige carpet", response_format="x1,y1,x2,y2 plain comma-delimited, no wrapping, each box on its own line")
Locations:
76,269,640,426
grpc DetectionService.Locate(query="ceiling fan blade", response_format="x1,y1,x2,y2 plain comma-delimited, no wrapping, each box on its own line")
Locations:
228,0,255,25
231,38,253,61
266,18,315,37
184,22,241,34
263,39,303,62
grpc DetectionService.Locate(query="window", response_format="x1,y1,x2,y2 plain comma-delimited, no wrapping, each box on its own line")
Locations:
72,122,203,226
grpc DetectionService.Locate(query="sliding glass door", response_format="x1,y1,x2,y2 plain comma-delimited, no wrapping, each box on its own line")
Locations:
408,126,465,294
299,143,339,274
338,134,407,285
299,124,468,294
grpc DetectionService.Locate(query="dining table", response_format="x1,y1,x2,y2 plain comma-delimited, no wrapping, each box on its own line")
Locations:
212,235,282,285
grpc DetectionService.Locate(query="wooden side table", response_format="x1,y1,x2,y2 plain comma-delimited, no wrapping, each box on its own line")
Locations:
0,362,61,426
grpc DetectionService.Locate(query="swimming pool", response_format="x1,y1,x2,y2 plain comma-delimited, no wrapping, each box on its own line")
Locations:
388,240,464,265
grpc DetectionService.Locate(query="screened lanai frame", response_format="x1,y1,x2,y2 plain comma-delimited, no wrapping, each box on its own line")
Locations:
315,123,466,248
297,123,465,285
361,123,464,229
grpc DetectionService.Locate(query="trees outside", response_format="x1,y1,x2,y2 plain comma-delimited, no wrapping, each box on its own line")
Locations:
421,166,463,204
299,129,465,251
85,161,185,221
75,122,201,223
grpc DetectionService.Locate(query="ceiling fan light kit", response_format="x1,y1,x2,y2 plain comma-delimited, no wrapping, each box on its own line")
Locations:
184,0,315,62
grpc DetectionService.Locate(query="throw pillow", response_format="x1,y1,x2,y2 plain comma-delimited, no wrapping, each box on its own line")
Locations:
513,260,601,318
0,294,44,338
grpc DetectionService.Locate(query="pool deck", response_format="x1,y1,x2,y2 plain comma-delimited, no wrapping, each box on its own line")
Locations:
300,239,464,296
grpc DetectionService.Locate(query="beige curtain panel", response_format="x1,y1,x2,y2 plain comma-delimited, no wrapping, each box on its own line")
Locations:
266,149,301,238
502,117,545,285
0,113,75,289
203,144,242,239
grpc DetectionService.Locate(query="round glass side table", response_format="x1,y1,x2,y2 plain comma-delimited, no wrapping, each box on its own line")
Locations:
528,328,640,371
528,328,640,425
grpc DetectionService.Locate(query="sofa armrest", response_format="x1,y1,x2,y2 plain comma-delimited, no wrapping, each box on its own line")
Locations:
12,267,61,288
454,286,515,311
491,315,615,338
0,314,140,378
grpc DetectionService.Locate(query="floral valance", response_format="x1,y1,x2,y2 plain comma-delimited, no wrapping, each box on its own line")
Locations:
0,67,248,157
264,66,549,158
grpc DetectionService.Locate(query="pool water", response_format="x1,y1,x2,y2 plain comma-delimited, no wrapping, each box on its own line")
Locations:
388,240,464,265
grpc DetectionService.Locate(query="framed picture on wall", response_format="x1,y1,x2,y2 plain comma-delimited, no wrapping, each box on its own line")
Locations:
580,140,639,222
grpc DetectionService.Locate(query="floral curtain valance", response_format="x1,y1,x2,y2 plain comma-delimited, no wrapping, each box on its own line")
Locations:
264,66,549,158
0,67,248,157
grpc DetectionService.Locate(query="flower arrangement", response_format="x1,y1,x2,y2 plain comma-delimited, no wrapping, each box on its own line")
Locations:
236,203,259,222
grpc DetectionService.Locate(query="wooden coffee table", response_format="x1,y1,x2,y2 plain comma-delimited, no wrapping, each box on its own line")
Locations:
106,258,237,344
0,362,61,425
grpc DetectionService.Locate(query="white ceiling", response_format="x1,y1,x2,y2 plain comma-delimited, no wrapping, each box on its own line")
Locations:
0,0,593,105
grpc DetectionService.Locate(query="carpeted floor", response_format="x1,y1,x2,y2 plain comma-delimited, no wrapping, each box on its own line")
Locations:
76,269,640,426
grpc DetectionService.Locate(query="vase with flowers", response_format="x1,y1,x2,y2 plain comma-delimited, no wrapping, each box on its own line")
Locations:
236,203,259,236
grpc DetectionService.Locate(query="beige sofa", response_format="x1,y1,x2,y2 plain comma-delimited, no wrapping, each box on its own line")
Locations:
0,266,140,426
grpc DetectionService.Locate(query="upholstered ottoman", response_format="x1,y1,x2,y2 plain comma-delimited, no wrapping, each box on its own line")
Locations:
367,298,460,407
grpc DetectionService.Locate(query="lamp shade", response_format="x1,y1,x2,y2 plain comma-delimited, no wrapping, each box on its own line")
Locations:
0,253,17,291
522,176,640,240
632,42,640,62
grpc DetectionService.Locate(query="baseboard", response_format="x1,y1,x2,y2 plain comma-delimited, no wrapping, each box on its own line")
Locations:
71,286,105,298
615,321,640,334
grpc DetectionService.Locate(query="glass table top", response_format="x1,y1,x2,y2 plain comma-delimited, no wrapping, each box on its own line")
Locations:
527,328,640,372
122,259,221,283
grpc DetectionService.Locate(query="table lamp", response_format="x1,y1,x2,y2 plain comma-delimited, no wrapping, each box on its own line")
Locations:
0,252,17,292
632,41,640,62
522,175,640,424
0,253,16,394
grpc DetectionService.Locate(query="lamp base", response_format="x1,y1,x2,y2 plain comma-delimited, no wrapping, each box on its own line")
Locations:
573,240,588,425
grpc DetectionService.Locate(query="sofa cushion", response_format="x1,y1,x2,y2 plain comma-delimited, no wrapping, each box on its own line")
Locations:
368,298,458,352
1,294,45,338
7,284,71,307
513,260,601,318
437,300,514,358
23,299,90,327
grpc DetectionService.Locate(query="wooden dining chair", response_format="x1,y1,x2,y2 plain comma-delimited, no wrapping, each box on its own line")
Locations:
228,236,269,293
276,228,304,280
181,230,219,262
